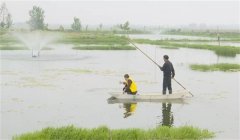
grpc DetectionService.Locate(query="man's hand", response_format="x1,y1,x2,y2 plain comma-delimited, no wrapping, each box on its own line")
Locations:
120,81,127,85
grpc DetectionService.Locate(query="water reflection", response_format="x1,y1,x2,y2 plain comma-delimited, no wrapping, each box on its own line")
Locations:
160,103,174,127
123,103,137,118
108,98,177,121
107,98,138,118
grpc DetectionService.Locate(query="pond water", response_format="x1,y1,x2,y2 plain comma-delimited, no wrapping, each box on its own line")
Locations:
173,41,240,47
0,42,239,139
129,34,217,40
129,34,240,47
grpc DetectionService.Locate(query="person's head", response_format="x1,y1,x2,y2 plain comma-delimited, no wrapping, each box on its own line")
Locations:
163,55,169,62
124,74,129,80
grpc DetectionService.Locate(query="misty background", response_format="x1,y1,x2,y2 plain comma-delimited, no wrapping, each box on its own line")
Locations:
3,0,240,30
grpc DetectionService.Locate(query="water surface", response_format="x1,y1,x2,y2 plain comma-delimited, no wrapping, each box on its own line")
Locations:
1,43,239,139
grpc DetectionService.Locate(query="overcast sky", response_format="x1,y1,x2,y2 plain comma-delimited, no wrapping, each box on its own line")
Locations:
3,0,239,26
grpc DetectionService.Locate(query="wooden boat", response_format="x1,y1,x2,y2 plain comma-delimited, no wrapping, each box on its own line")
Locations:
109,90,191,101
108,90,191,104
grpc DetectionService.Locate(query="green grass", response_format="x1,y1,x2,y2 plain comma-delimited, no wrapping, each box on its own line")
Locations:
72,45,135,50
190,63,240,72
0,45,53,50
0,46,27,50
112,29,151,34
134,39,240,57
57,32,129,45
0,32,21,44
0,31,135,50
13,125,214,140
161,46,179,49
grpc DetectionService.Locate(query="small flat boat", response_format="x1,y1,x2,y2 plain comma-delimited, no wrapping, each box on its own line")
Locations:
109,90,190,100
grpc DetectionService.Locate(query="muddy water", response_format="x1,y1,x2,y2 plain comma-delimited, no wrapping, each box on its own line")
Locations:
0,44,239,139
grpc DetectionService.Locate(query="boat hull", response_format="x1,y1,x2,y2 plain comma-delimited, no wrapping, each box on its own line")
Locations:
109,90,189,100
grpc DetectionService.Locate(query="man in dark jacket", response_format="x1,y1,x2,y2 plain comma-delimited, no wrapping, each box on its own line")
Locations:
159,55,175,95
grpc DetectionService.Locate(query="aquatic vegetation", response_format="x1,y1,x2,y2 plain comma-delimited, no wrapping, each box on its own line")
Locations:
190,63,240,72
63,68,92,74
13,125,214,140
134,39,240,57
20,76,54,87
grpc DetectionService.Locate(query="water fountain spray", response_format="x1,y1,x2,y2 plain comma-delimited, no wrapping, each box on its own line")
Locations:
13,31,58,57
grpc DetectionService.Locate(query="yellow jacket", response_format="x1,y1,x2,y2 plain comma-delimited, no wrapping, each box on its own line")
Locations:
126,77,137,93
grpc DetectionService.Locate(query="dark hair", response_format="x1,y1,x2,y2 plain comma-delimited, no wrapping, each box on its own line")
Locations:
163,55,169,59
124,74,129,78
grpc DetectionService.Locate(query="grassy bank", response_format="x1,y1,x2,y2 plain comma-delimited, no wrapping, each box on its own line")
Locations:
0,46,27,50
1,30,239,51
73,45,135,50
0,33,27,50
112,29,151,34
190,63,240,72
0,34,21,47
13,125,214,140
134,39,240,57
57,32,129,45
56,32,135,50
1,31,135,50
163,30,240,41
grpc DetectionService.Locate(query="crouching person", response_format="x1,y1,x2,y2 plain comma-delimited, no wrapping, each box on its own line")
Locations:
121,74,137,95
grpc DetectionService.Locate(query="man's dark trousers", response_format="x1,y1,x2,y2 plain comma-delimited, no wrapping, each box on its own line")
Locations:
163,76,172,94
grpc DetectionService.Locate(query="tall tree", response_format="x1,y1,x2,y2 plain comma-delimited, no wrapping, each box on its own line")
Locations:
85,25,88,31
71,17,82,32
99,23,103,31
0,2,12,29
59,25,64,31
28,6,46,30
120,21,130,32
6,13,12,28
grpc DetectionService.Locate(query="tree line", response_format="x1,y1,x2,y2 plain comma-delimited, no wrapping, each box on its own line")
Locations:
0,3,130,32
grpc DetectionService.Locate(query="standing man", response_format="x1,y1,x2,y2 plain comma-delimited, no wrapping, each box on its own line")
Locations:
159,55,175,95
120,74,137,95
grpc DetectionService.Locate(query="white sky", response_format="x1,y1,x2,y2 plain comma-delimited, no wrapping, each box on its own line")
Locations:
3,0,240,26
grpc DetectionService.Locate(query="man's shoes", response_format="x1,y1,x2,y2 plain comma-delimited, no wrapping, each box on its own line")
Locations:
163,91,166,95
